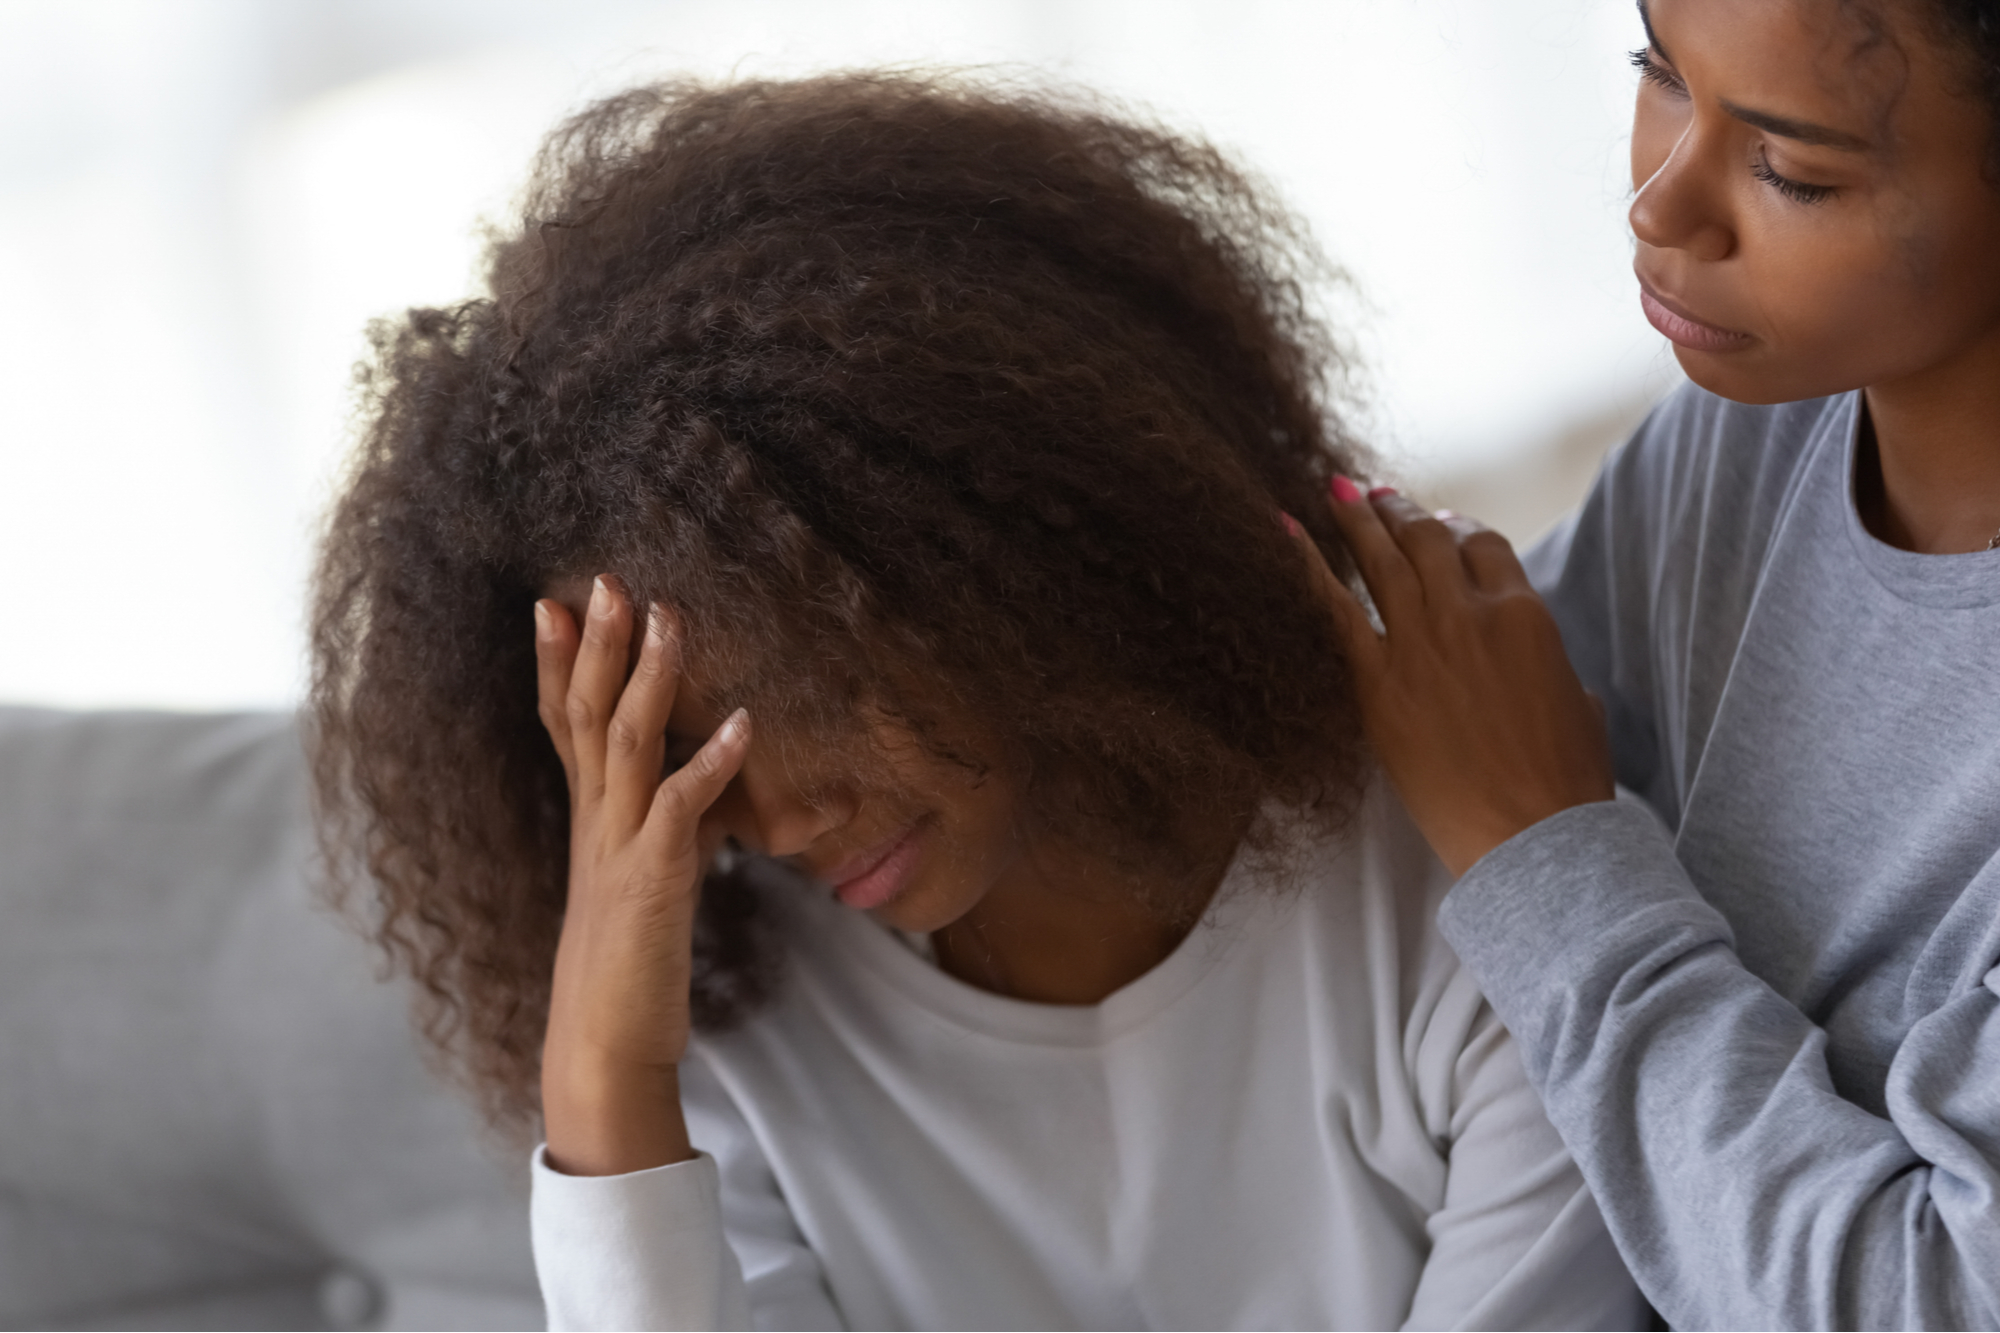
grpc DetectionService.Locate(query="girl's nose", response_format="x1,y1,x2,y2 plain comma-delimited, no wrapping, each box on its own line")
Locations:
741,769,859,859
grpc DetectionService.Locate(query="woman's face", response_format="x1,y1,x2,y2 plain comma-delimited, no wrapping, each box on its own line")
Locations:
1629,0,2000,404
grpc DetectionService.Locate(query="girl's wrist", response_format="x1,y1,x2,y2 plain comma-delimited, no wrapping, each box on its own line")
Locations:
542,1053,694,1177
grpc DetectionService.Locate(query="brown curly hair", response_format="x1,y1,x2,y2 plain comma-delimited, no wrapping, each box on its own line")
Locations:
310,72,1375,1124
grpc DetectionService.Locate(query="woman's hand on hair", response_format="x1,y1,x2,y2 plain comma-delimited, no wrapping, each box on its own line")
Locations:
533,577,750,1176
1284,483,1613,878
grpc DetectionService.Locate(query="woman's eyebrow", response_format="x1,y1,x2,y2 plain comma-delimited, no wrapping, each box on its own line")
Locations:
1720,101,1872,151
1637,1,1871,151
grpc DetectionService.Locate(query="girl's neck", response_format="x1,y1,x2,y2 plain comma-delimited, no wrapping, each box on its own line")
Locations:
1860,332,2000,554
931,830,1237,1007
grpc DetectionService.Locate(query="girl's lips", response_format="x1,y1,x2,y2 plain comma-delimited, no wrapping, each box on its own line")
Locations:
826,823,924,912
1638,280,1754,352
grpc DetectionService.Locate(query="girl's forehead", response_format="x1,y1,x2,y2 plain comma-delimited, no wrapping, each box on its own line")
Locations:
540,574,701,685
537,574,799,727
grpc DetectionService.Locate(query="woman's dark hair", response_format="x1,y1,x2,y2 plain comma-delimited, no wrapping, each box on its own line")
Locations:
1929,0,2000,172
311,72,1372,1124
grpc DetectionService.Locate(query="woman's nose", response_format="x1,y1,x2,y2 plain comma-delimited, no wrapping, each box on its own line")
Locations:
1629,120,1736,264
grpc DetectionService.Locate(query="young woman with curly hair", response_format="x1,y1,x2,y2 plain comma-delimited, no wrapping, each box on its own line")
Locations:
311,74,1641,1330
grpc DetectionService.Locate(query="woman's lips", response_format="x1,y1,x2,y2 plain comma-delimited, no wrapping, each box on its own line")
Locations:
1637,279,1753,352
824,823,923,912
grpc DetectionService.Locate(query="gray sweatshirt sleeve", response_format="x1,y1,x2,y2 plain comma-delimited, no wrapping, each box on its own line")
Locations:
1440,804,2000,1329
1438,392,2000,1328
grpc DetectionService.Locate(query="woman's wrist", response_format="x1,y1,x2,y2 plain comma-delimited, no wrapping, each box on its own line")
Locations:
542,1053,695,1177
1431,792,1610,878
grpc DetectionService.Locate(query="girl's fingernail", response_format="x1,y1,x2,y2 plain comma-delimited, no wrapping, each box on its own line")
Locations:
1368,484,1399,499
1330,475,1363,504
1436,508,1458,521
533,601,553,641
718,709,749,744
590,575,611,616
1279,511,1303,537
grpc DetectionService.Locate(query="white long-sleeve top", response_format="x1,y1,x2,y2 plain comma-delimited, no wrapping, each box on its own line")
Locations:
530,784,1643,1330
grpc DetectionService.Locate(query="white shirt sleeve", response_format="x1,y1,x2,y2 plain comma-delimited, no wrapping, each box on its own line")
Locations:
531,1147,751,1331
529,1053,844,1332
1402,980,1645,1331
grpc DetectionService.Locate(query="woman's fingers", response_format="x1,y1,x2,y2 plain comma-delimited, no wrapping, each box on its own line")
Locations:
645,709,751,861
1438,511,1536,598
1336,477,1530,609
567,576,635,809
602,605,682,830
1326,476,1425,629
1282,511,1385,689
1368,490,1476,606
534,599,582,792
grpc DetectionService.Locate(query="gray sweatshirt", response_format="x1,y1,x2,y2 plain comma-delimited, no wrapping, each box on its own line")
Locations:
1439,384,2000,1330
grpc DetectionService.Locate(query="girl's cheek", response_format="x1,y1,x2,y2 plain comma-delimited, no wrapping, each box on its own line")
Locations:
699,781,761,852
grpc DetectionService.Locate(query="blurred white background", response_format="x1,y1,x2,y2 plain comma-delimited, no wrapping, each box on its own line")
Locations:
0,0,1677,710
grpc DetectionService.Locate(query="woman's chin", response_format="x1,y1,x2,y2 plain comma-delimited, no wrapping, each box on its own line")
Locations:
1673,342,1853,408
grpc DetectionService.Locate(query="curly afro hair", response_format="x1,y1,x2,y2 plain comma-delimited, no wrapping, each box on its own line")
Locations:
310,72,1375,1124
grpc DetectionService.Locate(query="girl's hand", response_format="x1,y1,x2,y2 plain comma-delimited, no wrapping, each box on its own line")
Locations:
1289,482,1613,877
535,576,750,1176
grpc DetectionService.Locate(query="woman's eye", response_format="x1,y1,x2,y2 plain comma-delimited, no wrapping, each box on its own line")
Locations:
1751,154,1837,206
1628,47,1688,97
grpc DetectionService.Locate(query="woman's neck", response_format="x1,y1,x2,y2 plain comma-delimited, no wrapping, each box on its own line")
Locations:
931,830,1237,1006
1860,331,2000,554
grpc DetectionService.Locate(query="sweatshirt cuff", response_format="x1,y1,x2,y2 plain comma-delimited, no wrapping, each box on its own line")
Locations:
1438,801,1732,1067
531,1145,749,1330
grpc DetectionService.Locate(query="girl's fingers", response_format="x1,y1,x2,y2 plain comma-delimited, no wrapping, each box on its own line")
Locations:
1326,477,1425,629
603,605,683,830
645,709,752,860
566,575,634,808
534,599,583,792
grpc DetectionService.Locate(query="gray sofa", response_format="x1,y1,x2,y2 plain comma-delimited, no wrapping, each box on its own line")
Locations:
0,708,544,1330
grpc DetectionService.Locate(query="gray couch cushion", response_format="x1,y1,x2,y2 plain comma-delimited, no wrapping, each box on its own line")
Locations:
0,708,543,1331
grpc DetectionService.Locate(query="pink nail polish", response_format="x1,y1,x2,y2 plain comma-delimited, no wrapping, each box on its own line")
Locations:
1368,484,1399,500
1330,475,1363,504
1279,511,1303,537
